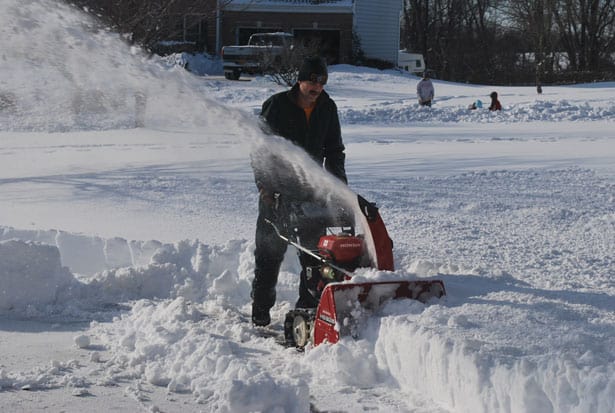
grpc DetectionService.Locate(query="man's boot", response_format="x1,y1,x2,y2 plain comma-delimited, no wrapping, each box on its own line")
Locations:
251,304,271,327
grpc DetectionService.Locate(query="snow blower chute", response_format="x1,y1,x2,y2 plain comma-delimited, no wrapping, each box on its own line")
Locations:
265,194,446,348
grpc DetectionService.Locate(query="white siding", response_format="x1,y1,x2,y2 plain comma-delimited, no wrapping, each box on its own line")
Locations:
353,0,402,64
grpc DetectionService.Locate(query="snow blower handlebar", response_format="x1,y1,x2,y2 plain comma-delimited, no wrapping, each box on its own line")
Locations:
264,217,355,278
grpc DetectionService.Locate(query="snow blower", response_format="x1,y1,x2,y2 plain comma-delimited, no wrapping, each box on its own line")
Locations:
266,194,446,348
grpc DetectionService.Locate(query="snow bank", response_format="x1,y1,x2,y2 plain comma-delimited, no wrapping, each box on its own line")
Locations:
339,98,615,124
374,297,614,413
0,226,162,275
89,298,309,413
328,65,615,126
87,239,253,305
0,239,75,313
0,231,253,317
160,52,224,76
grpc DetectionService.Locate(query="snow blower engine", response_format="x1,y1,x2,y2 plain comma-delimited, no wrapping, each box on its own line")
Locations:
265,194,446,349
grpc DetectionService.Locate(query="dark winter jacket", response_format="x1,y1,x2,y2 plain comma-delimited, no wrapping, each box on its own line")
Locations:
489,92,502,111
253,84,347,197
489,99,502,111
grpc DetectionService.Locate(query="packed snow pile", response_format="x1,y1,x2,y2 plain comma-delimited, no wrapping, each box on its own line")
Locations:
340,94,615,124
160,52,224,76
0,233,255,317
0,239,75,313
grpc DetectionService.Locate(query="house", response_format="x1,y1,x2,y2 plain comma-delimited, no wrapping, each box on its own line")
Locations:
200,0,402,65
352,0,402,64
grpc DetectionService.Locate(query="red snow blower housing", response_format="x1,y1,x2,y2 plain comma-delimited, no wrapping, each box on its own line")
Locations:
266,194,446,348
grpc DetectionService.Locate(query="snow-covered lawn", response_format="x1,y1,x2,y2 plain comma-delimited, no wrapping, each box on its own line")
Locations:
1,1,613,412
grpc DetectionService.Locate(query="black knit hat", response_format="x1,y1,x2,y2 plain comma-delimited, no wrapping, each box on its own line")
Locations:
297,56,328,84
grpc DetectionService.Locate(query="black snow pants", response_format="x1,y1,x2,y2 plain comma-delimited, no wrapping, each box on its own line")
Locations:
252,198,325,312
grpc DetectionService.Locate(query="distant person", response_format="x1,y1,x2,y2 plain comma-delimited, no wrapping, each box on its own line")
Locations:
417,71,434,107
536,83,543,94
468,99,483,110
489,91,502,111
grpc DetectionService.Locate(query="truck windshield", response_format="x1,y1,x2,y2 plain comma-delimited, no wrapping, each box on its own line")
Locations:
252,35,286,46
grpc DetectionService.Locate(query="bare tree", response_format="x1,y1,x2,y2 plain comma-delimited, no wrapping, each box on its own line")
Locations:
502,0,558,85
402,0,431,57
551,0,615,72
67,0,233,52
404,0,615,83
403,0,502,83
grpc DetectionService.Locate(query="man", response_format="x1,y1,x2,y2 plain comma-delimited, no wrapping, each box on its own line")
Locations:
416,71,435,107
251,56,347,326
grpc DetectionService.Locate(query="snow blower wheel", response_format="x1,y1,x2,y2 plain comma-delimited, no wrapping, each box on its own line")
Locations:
284,309,314,348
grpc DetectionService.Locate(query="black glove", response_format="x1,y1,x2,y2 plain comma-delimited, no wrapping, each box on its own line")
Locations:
258,185,280,210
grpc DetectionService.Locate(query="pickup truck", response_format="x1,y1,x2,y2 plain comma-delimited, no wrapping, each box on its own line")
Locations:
221,32,294,80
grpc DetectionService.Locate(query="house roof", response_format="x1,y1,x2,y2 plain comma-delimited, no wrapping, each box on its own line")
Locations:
225,0,353,13
229,0,352,4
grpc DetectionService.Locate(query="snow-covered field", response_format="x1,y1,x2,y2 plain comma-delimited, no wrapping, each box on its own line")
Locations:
1,1,614,412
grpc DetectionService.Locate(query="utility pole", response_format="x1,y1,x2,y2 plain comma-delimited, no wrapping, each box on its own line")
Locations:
216,0,221,55
423,0,429,58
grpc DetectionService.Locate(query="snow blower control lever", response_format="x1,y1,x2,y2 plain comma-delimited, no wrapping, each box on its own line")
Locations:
264,217,355,279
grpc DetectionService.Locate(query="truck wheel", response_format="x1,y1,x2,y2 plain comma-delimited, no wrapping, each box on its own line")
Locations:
224,70,240,81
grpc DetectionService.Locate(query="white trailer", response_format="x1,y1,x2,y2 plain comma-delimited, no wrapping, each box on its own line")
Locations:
398,51,425,74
